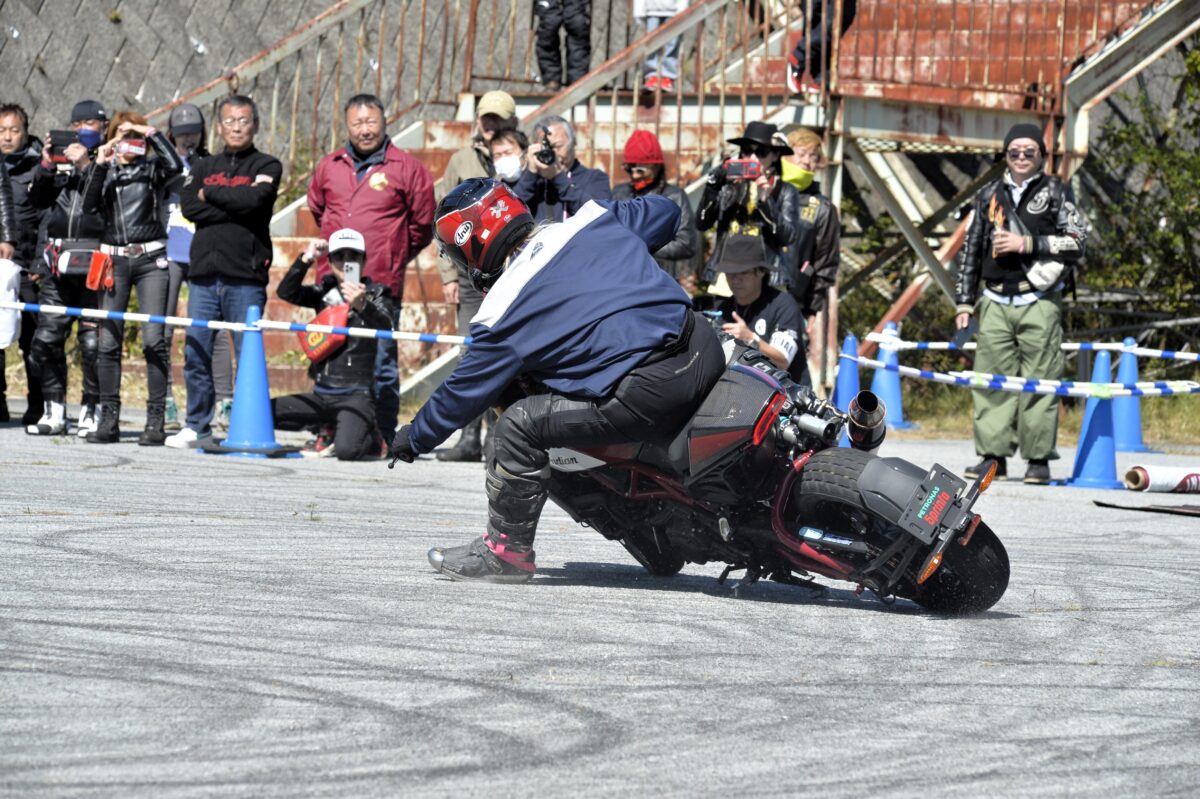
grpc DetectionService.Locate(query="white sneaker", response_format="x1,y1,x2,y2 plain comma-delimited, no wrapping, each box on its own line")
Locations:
26,401,67,435
76,403,99,438
165,427,213,449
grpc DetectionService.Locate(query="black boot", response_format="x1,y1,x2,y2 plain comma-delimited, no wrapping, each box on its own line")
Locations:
138,403,166,446
436,418,483,462
22,388,44,426
0,394,8,423
427,462,546,583
86,401,121,444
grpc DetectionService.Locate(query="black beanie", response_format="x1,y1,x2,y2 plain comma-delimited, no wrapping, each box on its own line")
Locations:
1003,123,1046,155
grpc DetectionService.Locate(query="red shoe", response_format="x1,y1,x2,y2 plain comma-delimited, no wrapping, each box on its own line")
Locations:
643,75,659,91
659,77,674,92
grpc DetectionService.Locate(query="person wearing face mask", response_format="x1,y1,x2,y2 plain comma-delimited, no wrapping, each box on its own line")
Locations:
489,128,529,187
272,229,397,461
611,130,698,294
81,110,185,444
161,103,234,435
776,127,840,385
24,100,110,436
436,91,519,309
955,123,1089,486
697,121,800,285
434,129,529,462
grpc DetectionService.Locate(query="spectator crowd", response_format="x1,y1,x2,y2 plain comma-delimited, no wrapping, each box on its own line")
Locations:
0,84,843,462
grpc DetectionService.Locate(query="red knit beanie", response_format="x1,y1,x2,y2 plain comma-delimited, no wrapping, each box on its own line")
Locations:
623,130,665,164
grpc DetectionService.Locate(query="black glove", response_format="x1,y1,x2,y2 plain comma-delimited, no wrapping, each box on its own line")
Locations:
388,423,417,468
706,164,726,188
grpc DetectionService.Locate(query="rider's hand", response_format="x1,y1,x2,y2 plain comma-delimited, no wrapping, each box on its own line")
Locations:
388,424,417,468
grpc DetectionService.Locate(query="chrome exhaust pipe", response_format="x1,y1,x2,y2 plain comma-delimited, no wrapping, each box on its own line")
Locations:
847,390,887,452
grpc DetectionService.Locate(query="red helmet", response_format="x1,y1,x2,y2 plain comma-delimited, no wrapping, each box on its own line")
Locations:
434,178,534,292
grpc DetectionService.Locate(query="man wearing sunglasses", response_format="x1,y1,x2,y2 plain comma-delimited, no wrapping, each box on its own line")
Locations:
955,122,1090,486
697,120,800,289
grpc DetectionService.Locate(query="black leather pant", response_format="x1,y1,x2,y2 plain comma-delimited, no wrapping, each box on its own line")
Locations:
485,313,726,552
535,0,592,85
30,273,100,403
273,390,377,461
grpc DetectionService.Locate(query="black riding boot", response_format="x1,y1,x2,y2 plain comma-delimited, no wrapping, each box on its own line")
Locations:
22,384,44,426
138,402,166,446
427,462,546,582
86,401,121,444
436,417,483,462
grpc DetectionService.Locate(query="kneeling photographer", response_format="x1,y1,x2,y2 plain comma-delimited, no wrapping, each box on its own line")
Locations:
25,100,109,436
273,229,396,461
697,121,799,282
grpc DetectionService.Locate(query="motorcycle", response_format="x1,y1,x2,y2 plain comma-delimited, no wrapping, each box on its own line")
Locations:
544,343,1009,614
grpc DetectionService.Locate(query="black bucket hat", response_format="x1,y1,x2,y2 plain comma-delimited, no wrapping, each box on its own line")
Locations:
714,234,770,274
727,120,793,155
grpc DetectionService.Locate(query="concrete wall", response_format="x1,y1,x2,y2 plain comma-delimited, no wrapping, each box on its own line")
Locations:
0,0,331,135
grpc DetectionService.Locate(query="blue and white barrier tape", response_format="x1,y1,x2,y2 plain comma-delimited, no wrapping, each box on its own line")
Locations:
1,301,471,346
842,352,1200,398
865,331,1200,362
948,369,1198,392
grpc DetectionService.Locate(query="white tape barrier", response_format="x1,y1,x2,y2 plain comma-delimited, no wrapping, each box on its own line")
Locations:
842,352,1200,398
0,301,470,346
865,330,1200,362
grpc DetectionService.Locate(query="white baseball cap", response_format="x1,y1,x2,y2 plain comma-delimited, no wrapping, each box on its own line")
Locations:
328,228,366,254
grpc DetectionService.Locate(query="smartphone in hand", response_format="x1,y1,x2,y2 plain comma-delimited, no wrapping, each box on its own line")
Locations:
951,318,979,349
49,129,80,163
340,261,361,285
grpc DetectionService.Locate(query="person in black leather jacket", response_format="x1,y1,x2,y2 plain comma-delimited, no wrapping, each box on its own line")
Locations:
26,102,110,437
0,103,48,425
611,129,698,293
697,121,799,283
954,123,1089,486
81,111,185,445
273,229,397,461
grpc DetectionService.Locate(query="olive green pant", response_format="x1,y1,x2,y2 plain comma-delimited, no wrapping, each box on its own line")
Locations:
972,294,1063,461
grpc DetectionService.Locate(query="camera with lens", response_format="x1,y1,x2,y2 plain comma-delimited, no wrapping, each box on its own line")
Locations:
724,158,762,182
535,128,556,167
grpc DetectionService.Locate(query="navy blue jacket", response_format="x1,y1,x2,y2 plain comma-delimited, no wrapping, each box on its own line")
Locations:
409,195,689,454
513,160,612,222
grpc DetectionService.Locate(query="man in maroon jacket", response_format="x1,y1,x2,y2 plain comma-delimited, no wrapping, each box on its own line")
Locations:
307,93,435,440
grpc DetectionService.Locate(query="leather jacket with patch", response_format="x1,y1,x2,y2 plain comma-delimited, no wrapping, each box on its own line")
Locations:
697,168,799,277
83,131,185,246
777,181,839,316
29,155,106,246
956,172,1089,311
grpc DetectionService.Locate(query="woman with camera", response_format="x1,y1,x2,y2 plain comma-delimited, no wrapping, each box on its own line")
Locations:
81,111,184,444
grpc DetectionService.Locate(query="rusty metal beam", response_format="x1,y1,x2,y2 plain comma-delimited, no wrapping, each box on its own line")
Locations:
1062,0,1200,176
846,139,957,305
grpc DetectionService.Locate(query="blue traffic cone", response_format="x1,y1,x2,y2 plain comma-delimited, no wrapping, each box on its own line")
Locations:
201,305,300,459
833,334,859,447
869,321,915,430
1114,337,1151,453
1063,350,1123,489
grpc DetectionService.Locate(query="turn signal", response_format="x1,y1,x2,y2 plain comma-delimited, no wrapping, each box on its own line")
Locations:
978,461,998,493
917,552,943,585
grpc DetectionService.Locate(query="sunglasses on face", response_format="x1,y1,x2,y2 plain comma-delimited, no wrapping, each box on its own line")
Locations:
1007,148,1039,161
622,164,654,175
740,144,767,158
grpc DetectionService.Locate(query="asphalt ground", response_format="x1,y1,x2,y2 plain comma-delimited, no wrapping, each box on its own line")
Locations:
2,416,1199,798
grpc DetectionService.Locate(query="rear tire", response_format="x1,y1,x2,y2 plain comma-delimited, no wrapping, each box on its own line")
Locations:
792,448,1009,614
